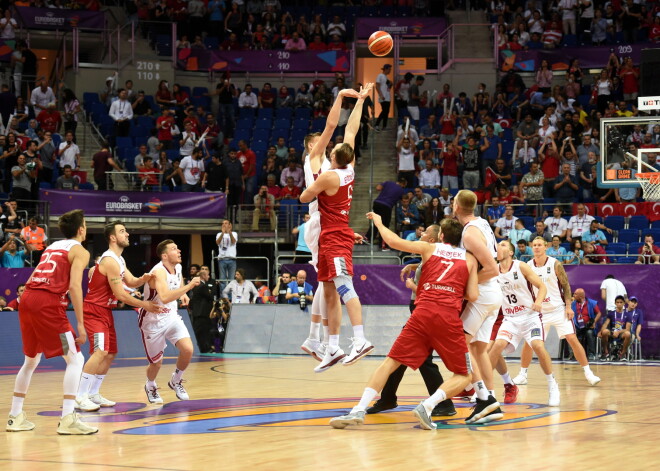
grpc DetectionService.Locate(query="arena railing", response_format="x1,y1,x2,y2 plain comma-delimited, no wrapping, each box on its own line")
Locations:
209,250,270,290
105,171,167,192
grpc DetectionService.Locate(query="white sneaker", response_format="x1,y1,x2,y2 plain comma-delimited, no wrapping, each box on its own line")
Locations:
329,410,366,429
6,411,35,432
145,384,163,404
301,338,322,361
89,393,116,407
57,412,98,435
513,371,528,385
585,373,601,386
314,346,346,373
342,337,374,366
75,394,101,412
548,382,561,407
317,343,327,359
168,379,190,400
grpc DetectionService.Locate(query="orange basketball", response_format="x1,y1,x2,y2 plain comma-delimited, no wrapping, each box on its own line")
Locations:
368,31,393,57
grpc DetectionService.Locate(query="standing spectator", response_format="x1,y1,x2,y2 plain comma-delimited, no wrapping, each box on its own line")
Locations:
222,268,258,304
216,219,238,292
0,10,18,40
237,140,257,198
178,121,197,159
11,154,36,202
36,102,62,135
238,84,258,109
535,59,554,91
558,0,578,36
91,142,122,190
635,233,660,264
58,131,80,170
55,165,79,190
156,109,175,149
520,161,545,206
291,213,312,263
224,149,244,216
177,147,205,192
202,154,227,193
591,8,608,45
407,75,424,123
0,234,30,267
440,140,460,190
252,185,277,231
572,288,601,360
600,274,627,312
396,135,416,188
30,79,56,114
480,124,502,177
215,75,237,139
61,89,81,138
394,72,413,115
108,88,133,137
461,130,486,189
365,178,407,246
619,0,642,44
189,266,215,353
375,64,392,131
553,163,578,206
20,216,46,265
618,57,639,103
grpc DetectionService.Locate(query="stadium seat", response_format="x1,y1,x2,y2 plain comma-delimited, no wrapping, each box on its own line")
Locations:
651,220,660,229
191,96,211,109
258,108,274,119
292,117,310,130
560,242,570,252
607,243,627,257
166,149,179,161
628,215,650,231
271,131,290,143
604,216,625,231
238,108,256,119
237,117,255,130
519,216,534,229
311,117,326,132
116,136,133,149
255,118,273,130
628,242,644,256
647,228,660,241
274,118,291,129
79,182,95,190
252,129,271,142
39,182,52,189
294,108,312,120
134,136,148,147
130,125,149,138
422,188,439,198
275,108,293,119
617,229,640,245
617,256,638,264
291,129,307,142
137,116,155,129
234,128,252,142
192,86,208,97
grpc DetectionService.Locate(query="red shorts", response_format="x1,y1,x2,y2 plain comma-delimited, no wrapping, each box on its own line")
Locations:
317,227,354,282
83,302,118,355
490,310,504,341
388,305,469,375
19,289,79,359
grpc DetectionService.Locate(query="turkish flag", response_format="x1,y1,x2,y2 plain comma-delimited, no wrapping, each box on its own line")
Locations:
643,202,660,221
620,202,640,217
597,203,621,217
485,167,498,187
573,203,596,215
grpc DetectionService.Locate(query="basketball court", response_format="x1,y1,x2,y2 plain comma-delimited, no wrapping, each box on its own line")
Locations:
2,354,659,470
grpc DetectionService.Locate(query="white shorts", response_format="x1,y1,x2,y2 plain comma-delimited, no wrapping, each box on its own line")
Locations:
461,288,502,344
139,313,190,364
542,306,576,339
497,313,544,354
304,210,321,270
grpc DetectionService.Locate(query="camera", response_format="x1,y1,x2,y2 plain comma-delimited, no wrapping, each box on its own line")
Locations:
26,162,36,171
298,288,306,310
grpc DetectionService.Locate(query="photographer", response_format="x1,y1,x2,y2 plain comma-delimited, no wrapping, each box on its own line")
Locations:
190,265,216,353
252,184,277,231
273,272,292,304
636,234,660,264
285,270,314,311
571,288,602,360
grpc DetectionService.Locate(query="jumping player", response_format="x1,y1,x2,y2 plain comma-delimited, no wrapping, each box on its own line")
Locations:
7,209,97,435
490,240,560,407
453,190,504,424
300,86,374,372
512,237,601,387
141,239,201,404
75,221,163,412
330,215,478,431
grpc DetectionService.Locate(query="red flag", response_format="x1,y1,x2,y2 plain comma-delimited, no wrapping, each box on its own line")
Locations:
597,203,621,217
485,167,498,188
573,202,596,215
643,202,660,222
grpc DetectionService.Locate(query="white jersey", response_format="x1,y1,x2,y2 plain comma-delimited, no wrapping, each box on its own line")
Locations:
461,217,500,295
304,154,331,215
498,260,536,317
527,256,564,311
142,261,182,316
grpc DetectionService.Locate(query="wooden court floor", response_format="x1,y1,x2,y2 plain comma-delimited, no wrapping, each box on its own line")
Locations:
1,354,659,471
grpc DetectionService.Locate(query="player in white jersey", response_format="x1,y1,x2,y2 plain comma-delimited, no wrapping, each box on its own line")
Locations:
511,237,601,387
299,83,374,367
140,239,201,404
453,190,504,424
490,240,560,407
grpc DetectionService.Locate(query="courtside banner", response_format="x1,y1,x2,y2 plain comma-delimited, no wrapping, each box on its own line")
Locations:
638,96,660,111
17,7,105,30
355,17,447,38
40,189,226,218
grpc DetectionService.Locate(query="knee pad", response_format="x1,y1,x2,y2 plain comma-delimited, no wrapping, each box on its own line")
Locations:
64,350,84,368
24,353,42,370
333,275,359,304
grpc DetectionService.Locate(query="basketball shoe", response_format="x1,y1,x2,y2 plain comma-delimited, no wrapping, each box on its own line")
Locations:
329,410,365,429
432,399,457,416
75,394,101,412
413,403,437,430
453,387,475,400
503,383,519,404
301,338,322,361
314,346,346,373
512,370,528,385
6,412,35,432
145,384,163,404
342,337,374,365
168,378,190,400
57,412,98,435
585,372,601,386
548,382,561,407
89,393,116,407
366,399,398,414
465,395,502,424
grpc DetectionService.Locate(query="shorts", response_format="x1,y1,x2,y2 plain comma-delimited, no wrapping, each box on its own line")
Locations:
388,305,470,375
496,313,544,354
19,289,79,359
83,302,118,355
490,310,504,341
406,105,420,121
303,210,321,270
542,306,576,339
138,312,190,364
317,227,354,282
461,287,502,344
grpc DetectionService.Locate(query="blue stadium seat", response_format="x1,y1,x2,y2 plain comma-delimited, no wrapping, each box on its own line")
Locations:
166,149,179,161
502,128,513,141
238,108,256,119
294,108,312,120
203,36,219,50
258,108,274,119
647,228,660,242
274,118,291,129
255,118,273,130
560,242,570,252
236,117,254,130
617,229,640,245
79,182,95,190
137,116,155,129
604,216,625,231
252,129,271,142
39,182,52,189
617,256,638,264
275,108,293,119
628,242,644,256
291,129,307,142
234,128,252,142
191,96,211,109
130,125,149,138
251,140,269,153
192,86,208,97
502,140,515,160
519,216,533,229
116,136,133,148
561,34,577,47
607,243,627,258
292,117,310,130
628,215,650,231
311,117,326,132
134,136,148,147
117,146,137,162
422,188,439,198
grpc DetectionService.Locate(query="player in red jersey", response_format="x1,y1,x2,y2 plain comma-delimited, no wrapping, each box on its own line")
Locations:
75,221,163,412
330,215,478,430
300,87,374,373
6,209,98,435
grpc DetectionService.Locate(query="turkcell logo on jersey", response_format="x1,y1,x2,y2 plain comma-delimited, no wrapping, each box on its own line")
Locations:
48,398,614,434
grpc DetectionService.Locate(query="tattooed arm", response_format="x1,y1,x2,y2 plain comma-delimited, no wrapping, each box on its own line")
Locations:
555,260,574,320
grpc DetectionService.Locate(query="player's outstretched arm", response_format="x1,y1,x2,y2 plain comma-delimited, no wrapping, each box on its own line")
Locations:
343,83,374,151
366,212,433,257
104,259,161,311
308,88,360,161
465,253,479,302
462,227,499,284
520,261,547,312
69,244,91,345
151,268,200,304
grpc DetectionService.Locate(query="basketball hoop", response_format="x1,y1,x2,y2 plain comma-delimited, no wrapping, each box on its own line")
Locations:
636,172,660,201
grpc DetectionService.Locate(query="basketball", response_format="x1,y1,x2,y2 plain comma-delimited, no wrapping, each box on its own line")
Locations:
368,31,393,57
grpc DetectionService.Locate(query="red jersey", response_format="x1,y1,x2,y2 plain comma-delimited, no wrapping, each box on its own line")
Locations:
318,165,354,228
26,239,81,298
238,149,257,177
415,243,469,313
85,250,126,307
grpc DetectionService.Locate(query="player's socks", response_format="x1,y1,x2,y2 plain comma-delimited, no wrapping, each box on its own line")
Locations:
146,379,157,389
520,367,528,375
10,397,24,417
172,368,185,384
501,373,513,385
62,399,75,417
488,390,496,400
322,326,329,344
309,322,321,340
473,381,489,401
329,335,340,348
90,375,105,395
353,387,378,413
352,325,365,340
77,373,94,396
545,374,556,384
422,389,447,416
582,365,593,375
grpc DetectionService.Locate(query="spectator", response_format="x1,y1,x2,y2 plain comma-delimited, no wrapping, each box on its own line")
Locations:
276,86,294,108
101,75,118,107
109,88,133,137
258,83,276,108
134,145,149,168
222,268,258,304
0,234,30,267
440,140,460,190
280,176,301,200
365,178,407,246
553,163,578,206
0,10,18,40
11,153,36,202
327,15,346,39
279,158,304,188
544,206,568,239
61,88,81,138
576,134,599,165
138,156,161,190
494,205,518,240
216,219,238,292
520,161,544,206
487,196,505,226
285,32,306,51
396,194,421,233
566,203,611,242
179,121,197,159
627,296,644,345
291,213,312,263
514,239,533,262
374,64,392,131
189,265,215,353
599,295,632,361
619,0,642,44
425,197,443,225
202,154,227,193
405,225,424,241
308,34,328,51
564,239,584,265
132,90,152,116
56,165,79,190
223,149,244,213
238,84,258,108
535,59,554,91
294,83,313,108
91,142,122,191
20,216,46,264
461,130,487,189
582,220,608,247
418,160,440,188
177,147,205,192
572,288,601,361
406,75,424,122
396,135,416,189
273,272,293,304
252,185,277,231
156,109,175,149
542,20,563,48
635,233,660,264
36,102,62,134
558,0,578,36
2,200,22,240
286,270,314,309
517,113,540,151
254,279,271,304
532,220,553,242
509,218,531,245
411,187,432,214
237,139,257,198
30,79,56,114
583,241,608,264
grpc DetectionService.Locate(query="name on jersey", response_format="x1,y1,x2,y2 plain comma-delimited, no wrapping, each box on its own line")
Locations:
343,175,353,185
30,277,50,284
422,283,456,293
505,305,527,315
435,248,464,260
